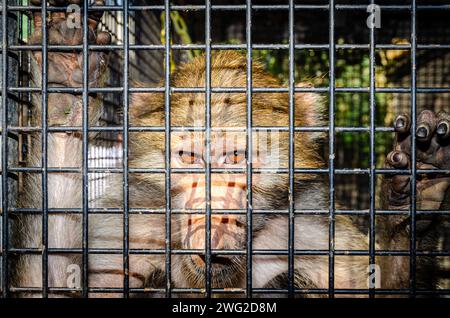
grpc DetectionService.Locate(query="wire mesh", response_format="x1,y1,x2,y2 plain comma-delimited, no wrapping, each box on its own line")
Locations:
0,0,449,298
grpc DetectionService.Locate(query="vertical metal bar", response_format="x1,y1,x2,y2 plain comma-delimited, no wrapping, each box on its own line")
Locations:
287,0,295,298
1,0,9,298
81,0,90,298
26,2,31,166
164,0,172,298
368,0,376,298
245,0,253,298
409,0,417,298
204,0,212,298
1,0,18,299
40,0,49,298
122,0,130,298
17,0,24,177
328,0,336,298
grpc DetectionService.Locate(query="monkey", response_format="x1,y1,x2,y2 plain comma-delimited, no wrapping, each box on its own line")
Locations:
379,110,450,292
9,0,450,298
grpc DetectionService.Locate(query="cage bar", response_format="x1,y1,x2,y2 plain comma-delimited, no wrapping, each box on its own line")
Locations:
409,0,418,297
40,0,49,298
368,0,376,298
245,0,253,298
122,0,130,298
287,0,295,298
82,0,90,298
1,0,9,298
164,0,172,299
204,0,212,298
7,4,450,12
328,0,336,298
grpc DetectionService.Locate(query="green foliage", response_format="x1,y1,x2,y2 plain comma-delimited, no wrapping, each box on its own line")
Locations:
20,0,31,42
250,44,392,168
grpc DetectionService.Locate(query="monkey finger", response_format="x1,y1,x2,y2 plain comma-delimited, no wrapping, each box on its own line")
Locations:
86,0,106,28
391,174,411,196
71,51,107,86
416,110,437,143
386,151,410,169
437,119,450,139
385,150,412,198
96,31,111,45
416,123,432,142
394,114,411,135
436,111,450,140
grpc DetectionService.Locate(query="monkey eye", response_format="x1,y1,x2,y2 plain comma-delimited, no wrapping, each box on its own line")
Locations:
178,150,202,165
224,150,246,165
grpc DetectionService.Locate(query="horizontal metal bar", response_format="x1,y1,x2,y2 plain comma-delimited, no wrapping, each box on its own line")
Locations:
5,4,450,12
8,43,450,51
5,167,450,174
8,207,450,216
7,286,450,295
3,125,395,133
7,247,450,257
8,86,450,94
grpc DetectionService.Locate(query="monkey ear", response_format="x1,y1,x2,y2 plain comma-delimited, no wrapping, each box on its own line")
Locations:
129,80,164,125
295,83,326,127
295,83,327,141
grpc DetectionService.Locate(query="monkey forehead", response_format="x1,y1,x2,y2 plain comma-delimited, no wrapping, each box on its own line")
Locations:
171,130,247,144
169,92,294,128
169,93,246,127
169,51,292,127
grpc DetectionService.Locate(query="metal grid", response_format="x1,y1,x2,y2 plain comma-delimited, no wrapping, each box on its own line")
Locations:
0,0,449,298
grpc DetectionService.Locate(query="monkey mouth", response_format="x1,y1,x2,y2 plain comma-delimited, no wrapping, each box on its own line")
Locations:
183,254,244,288
190,254,235,270
196,254,234,267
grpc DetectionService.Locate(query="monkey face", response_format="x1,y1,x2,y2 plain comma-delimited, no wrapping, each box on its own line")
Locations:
169,131,274,287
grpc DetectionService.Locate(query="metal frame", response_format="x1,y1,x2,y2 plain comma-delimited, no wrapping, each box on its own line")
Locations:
1,0,450,298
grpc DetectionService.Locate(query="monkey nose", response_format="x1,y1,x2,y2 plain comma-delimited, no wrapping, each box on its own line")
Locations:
191,254,233,268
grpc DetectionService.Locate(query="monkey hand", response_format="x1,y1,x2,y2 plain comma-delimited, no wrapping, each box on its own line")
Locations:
29,0,110,127
383,110,450,213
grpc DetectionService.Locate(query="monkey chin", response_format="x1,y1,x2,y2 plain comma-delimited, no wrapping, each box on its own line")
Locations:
180,255,246,289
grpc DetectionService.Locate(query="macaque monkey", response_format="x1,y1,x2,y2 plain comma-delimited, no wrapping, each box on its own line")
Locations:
10,0,450,297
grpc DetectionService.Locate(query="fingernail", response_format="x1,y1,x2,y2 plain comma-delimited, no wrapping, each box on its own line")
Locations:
396,118,405,128
416,125,429,139
388,151,408,168
393,152,402,163
437,121,449,137
394,115,410,133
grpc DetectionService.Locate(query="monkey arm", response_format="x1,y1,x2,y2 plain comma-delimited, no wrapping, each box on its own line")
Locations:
11,0,110,297
381,110,450,234
28,0,109,127
378,110,450,290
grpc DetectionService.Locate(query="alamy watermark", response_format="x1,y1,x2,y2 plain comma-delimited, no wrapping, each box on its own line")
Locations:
367,264,381,289
66,4,81,29
66,264,81,288
367,4,381,29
